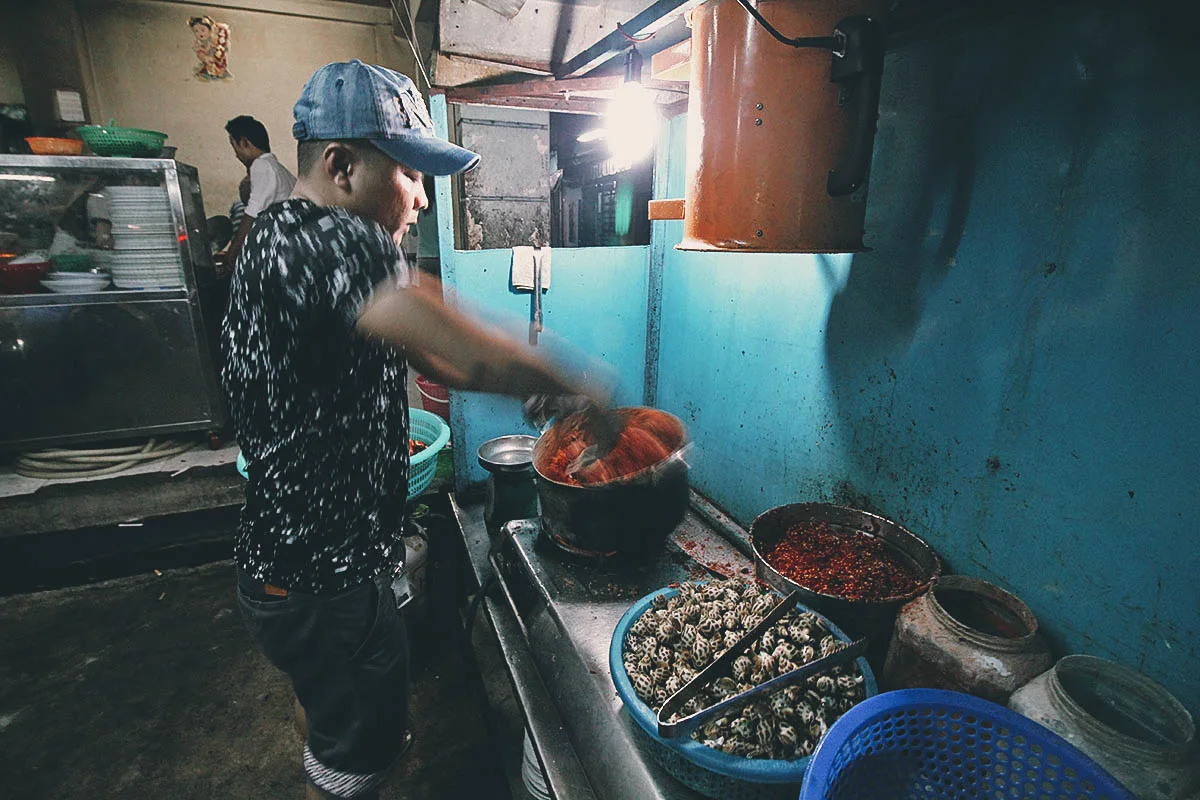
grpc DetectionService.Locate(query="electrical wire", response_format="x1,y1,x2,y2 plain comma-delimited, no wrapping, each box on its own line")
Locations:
389,0,433,91
732,0,841,51
617,22,655,43
14,438,194,480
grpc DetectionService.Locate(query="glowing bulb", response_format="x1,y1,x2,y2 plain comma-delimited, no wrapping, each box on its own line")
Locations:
604,82,658,167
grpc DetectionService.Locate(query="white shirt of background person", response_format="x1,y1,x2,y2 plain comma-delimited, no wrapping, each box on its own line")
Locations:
245,152,297,218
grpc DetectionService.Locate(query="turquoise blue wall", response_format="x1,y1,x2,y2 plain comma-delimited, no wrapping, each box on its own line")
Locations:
653,5,1199,712
432,3,1199,712
431,96,650,488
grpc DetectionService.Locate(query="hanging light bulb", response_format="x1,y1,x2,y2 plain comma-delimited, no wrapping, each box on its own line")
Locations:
576,47,659,166
608,47,658,166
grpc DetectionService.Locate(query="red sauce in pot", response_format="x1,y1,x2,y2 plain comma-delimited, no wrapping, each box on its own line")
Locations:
540,409,681,487
764,521,923,601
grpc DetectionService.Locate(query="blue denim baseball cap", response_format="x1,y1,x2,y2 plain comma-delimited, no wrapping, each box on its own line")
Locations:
293,60,479,176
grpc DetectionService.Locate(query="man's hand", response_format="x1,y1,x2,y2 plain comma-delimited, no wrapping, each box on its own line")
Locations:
521,393,607,428
223,214,254,272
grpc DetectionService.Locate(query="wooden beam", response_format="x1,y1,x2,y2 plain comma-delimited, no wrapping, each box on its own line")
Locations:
642,79,690,95
444,93,609,116
446,76,621,102
432,53,552,88
662,97,691,117
651,39,692,83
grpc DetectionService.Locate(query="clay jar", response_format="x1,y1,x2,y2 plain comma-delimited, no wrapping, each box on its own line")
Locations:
1010,655,1200,800
882,574,1053,703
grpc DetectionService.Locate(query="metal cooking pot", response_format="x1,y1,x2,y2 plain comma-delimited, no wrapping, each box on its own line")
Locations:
750,502,941,672
532,407,689,560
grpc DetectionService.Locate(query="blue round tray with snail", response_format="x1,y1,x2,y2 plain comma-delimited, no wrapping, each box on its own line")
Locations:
610,582,878,800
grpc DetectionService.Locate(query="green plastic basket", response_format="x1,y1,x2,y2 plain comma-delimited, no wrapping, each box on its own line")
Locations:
77,124,168,157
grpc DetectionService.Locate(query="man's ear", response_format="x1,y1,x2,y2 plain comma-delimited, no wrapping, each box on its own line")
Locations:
323,143,355,190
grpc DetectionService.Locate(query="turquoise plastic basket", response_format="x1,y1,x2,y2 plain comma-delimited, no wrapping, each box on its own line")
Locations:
407,407,451,497
610,583,878,800
234,407,450,499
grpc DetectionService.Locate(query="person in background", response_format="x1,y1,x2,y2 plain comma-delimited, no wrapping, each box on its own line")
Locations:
219,115,295,271
228,172,250,233
206,215,232,255
222,60,606,800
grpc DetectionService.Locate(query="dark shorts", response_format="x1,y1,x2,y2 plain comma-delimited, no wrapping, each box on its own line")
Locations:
236,569,410,799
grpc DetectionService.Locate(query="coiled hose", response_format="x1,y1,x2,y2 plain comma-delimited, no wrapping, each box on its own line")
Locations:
14,438,194,479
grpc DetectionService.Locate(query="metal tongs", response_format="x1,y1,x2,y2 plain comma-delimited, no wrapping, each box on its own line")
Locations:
656,589,869,739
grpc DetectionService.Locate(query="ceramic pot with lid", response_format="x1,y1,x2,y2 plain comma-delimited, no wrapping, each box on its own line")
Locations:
881,575,1053,702
1010,655,1200,800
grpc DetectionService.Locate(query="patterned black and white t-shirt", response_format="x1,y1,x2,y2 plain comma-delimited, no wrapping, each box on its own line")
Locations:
221,198,410,594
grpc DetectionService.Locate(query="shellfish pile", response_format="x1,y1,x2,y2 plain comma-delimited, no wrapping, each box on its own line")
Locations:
622,579,866,760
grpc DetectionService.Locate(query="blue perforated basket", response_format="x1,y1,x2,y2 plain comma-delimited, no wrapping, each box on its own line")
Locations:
234,407,450,500
610,584,878,800
799,689,1136,800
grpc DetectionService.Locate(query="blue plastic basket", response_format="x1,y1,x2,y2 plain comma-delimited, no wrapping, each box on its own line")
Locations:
799,689,1136,800
233,407,450,500
610,584,878,800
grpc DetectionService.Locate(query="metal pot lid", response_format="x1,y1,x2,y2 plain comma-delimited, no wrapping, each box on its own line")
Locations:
477,435,538,473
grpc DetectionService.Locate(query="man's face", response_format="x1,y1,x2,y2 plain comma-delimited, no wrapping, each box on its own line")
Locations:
353,156,428,241
229,135,254,167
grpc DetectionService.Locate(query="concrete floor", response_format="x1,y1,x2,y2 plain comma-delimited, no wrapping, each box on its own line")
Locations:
0,560,515,800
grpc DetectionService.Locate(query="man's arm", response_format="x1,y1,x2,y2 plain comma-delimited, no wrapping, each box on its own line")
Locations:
358,279,595,401
220,214,254,271
224,159,282,271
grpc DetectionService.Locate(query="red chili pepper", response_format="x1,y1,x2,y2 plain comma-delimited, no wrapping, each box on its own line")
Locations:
764,521,921,601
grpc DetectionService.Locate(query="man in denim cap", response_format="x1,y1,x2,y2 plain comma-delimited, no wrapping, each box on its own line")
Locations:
221,61,602,799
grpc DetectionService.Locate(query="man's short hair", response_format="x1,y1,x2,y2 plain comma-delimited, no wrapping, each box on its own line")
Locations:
225,116,270,152
296,139,393,176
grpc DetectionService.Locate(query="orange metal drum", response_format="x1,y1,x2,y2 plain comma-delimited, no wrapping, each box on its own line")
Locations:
680,0,887,253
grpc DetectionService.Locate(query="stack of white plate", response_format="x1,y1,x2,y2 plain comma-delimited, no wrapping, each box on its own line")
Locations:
41,271,111,294
104,186,183,289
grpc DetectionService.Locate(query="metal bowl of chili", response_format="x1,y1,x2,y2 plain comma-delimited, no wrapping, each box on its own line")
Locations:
749,503,940,672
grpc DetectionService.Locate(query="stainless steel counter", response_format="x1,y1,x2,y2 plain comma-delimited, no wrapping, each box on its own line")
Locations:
451,493,756,799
